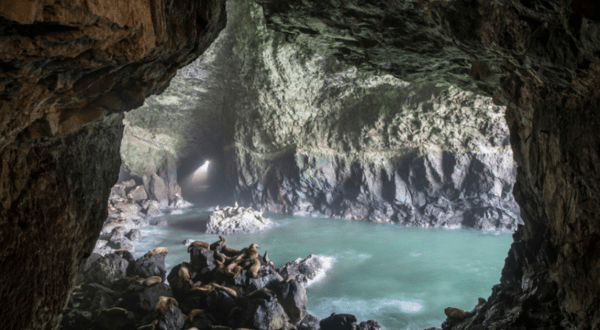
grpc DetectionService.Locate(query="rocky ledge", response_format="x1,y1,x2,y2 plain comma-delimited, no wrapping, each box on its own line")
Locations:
94,178,192,255
206,203,277,235
60,237,382,330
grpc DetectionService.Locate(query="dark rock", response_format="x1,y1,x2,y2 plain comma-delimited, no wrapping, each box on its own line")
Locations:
128,253,167,281
232,294,288,330
59,309,93,330
298,314,321,330
189,247,217,273
117,283,173,314
82,254,129,287
319,313,357,330
93,307,136,330
108,236,135,252
155,300,186,330
356,320,383,330
269,279,307,324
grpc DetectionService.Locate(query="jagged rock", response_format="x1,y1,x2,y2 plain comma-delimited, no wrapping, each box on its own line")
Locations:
127,185,148,201
146,204,164,217
206,206,276,235
82,254,129,287
269,279,307,324
277,255,326,284
127,229,143,242
356,320,383,330
117,283,173,314
145,174,170,208
128,253,167,281
233,294,289,330
298,314,321,330
319,313,357,330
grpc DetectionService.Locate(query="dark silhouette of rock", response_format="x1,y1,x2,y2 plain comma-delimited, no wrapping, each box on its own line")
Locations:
82,254,129,287
128,253,167,281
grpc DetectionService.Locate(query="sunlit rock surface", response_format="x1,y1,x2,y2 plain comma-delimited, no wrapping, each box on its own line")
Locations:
206,205,276,235
252,0,600,328
126,0,520,230
0,1,226,329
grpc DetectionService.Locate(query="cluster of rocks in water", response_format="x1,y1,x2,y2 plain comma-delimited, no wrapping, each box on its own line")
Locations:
61,237,382,330
207,203,277,235
94,178,191,255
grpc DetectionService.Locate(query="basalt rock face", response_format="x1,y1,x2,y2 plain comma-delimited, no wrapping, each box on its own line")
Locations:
253,0,600,329
222,1,519,228
0,1,227,330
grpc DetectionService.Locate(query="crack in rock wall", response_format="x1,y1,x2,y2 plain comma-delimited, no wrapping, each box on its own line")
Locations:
251,0,600,328
0,1,227,329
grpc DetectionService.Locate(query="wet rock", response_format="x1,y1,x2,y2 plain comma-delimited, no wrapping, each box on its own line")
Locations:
320,313,357,330
127,229,143,242
206,205,276,235
155,219,169,227
277,255,326,284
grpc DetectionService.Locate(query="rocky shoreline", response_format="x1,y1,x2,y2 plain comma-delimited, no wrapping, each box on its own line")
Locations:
94,179,192,256
61,238,382,330
207,203,277,235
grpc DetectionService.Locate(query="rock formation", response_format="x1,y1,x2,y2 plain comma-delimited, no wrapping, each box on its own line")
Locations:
252,0,600,328
206,204,277,235
124,0,521,230
0,1,226,329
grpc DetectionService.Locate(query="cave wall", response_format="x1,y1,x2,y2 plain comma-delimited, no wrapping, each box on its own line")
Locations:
0,1,227,329
122,0,520,229
252,0,600,328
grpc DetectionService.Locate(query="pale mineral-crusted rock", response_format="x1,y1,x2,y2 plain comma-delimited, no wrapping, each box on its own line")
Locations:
206,205,277,235
277,255,328,284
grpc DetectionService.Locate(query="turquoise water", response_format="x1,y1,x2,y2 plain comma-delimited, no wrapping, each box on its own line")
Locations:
132,206,512,330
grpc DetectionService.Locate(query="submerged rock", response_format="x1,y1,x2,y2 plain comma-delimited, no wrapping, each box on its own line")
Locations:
206,204,276,234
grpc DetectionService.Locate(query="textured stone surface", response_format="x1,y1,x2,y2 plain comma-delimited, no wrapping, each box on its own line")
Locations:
126,0,520,229
0,1,227,329
253,0,600,328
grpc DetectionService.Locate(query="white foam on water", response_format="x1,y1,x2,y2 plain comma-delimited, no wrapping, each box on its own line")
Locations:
411,252,422,257
342,250,372,261
308,296,424,322
305,255,337,287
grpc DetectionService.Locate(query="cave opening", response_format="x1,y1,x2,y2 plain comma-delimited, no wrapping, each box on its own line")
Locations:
65,1,524,329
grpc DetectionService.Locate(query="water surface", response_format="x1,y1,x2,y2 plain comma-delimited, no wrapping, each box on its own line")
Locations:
132,206,512,330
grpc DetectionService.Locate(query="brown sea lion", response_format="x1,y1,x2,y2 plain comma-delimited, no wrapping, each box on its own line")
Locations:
247,288,275,300
212,283,238,298
187,240,210,252
192,281,203,288
188,285,214,296
248,258,261,278
444,307,469,320
231,265,243,278
284,274,296,283
142,276,163,286
210,236,226,250
178,263,191,281
474,297,486,309
114,249,126,256
137,320,158,330
155,296,178,315
214,250,227,263
221,245,240,257
242,243,260,259
145,247,168,258
101,307,129,316
188,309,206,322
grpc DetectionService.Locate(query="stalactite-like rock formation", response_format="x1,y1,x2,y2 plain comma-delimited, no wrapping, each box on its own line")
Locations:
0,1,226,329
252,0,600,328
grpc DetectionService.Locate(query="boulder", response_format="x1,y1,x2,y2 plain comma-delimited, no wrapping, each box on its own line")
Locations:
117,283,173,314
127,185,148,201
319,313,357,330
269,279,307,324
128,253,167,281
206,205,276,235
82,254,129,287
145,174,169,208
277,254,327,284
127,229,143,242
155,219,169,227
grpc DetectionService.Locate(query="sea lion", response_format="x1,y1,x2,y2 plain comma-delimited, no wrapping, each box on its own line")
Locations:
192,281,203,288
210,236,226,250
188,309,206,322
187,240,210,252
284,274,296,283
145,247,168,258
101,307,129,316
474,297,486,309
137,320,158,330
155,296,178,315
221,245,241,257
212,283,238,297
178,263,191,281
242,243,260,259
225,261,240,275
444,307,469,320
214,250,226,263
231,265,244,279
247,288,275,300
263,251,275,268
114,248,126,256
248,258,261,278
188,285,214,296
142,276,163,286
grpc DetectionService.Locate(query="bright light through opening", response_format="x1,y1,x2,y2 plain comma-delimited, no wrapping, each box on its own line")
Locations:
195,160,210,175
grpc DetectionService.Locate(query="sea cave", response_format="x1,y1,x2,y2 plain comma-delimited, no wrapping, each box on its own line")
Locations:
1,0,599,330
